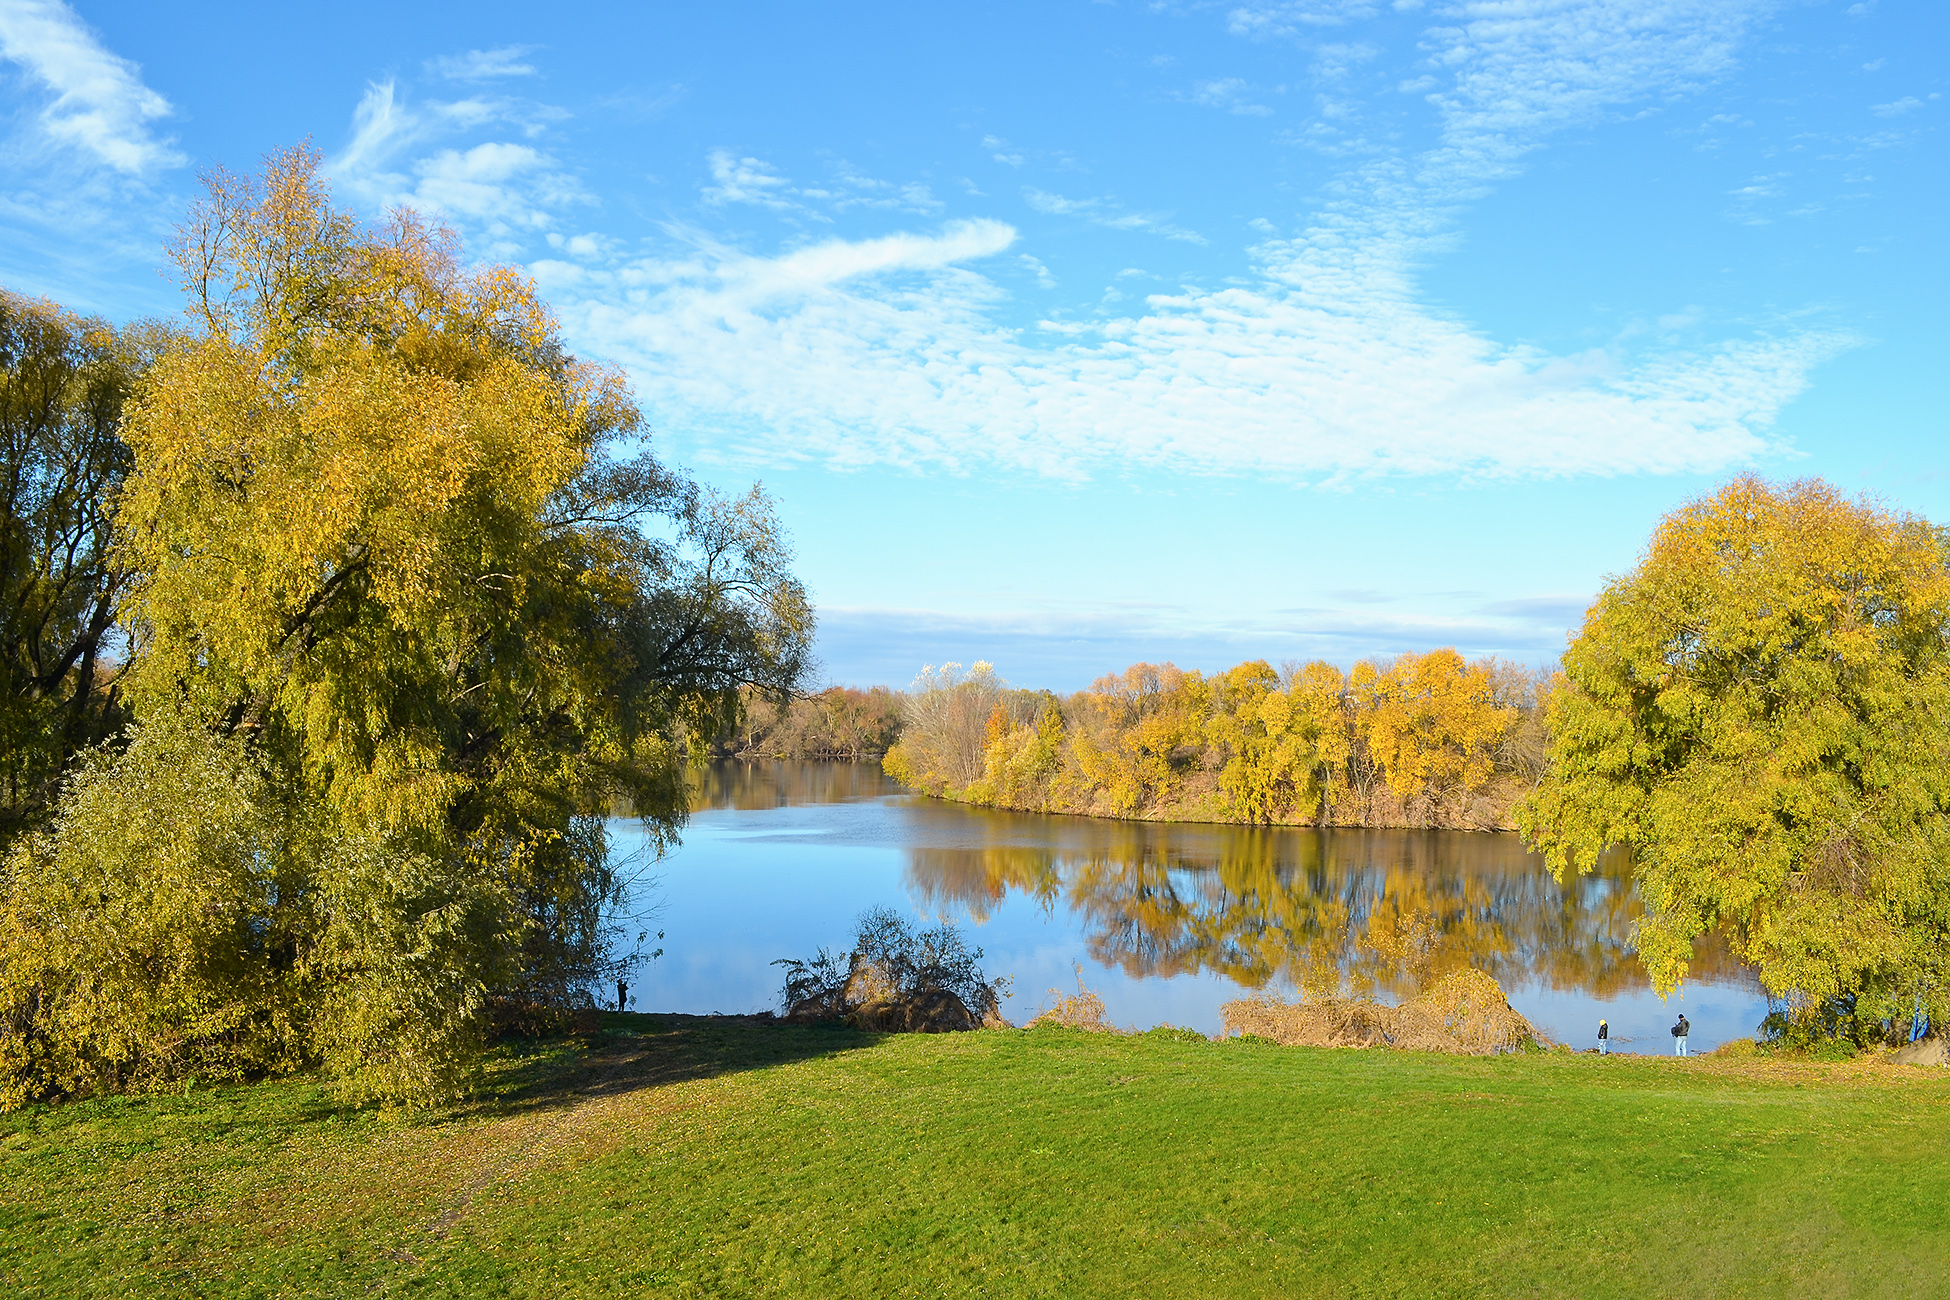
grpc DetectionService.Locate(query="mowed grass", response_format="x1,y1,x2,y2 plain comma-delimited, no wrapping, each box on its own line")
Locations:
3,1016,1949,1299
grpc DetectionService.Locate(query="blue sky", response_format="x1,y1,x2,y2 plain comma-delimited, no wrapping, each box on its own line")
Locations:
2,0,1944,691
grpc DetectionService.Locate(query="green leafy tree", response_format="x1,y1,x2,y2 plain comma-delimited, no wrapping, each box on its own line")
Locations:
0,148,810,1107
1519,476,1950,1037
0,294,161,844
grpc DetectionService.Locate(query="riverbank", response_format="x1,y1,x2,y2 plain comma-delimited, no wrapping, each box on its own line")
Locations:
5,1015,1946,1298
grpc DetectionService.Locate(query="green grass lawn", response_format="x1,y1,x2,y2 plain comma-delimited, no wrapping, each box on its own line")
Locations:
3,1016,1948,1299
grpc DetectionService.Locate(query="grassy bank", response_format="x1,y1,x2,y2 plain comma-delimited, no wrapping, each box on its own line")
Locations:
4,1016,1948,1299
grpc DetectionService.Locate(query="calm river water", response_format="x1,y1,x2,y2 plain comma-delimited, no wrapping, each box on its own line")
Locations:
615,760,1769,1053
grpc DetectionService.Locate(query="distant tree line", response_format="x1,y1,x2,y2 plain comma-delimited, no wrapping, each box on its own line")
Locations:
709,684,902,760
882,652,1549,830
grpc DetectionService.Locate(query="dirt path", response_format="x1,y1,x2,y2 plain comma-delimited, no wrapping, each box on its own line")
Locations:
420,1034,672,1245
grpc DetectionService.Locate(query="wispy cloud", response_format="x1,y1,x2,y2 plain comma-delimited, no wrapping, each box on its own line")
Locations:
533,0,1837,485
982,134,1025,167
428,46,538,82
1186,77,1276,116
1024,188,1207,244
328,80,584,246
703,150,796,209
0,0,180,173
701,149,942,217
324,1,1839,487
1019,253,1057,288
548,198,1844,483
1869,96,1922,117
1228,1,1384,41
1413,0,1775,208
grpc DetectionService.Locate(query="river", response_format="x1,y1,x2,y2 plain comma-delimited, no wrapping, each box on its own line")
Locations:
613,760,1769,1053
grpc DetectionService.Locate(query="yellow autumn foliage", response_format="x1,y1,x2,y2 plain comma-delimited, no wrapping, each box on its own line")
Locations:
891,649,1545,830
1,148,811,1109
1520,475,1950,1031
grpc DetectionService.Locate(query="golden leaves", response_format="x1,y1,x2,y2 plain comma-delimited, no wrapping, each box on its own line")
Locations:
1522,474,1950,1015
1351,650,1511,808
893,651,1534,830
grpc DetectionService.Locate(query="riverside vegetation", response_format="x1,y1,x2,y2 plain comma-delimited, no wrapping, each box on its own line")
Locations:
0,149,811,1109
885,479,1950,1054
3,135,1948,1299
884,652,1549,831
710,683,902,760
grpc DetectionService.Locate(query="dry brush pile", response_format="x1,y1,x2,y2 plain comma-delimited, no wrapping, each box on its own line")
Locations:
1221,969,1540,1055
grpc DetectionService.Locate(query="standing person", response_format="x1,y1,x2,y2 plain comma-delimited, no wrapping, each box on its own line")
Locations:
1597,1019,1609,1055
1671,1013,1690,1057
618,979,629,1013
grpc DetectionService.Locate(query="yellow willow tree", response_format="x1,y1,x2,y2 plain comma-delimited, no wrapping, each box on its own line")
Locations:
1519,476,1950,1040
1210,660,1353,824
0,149,810,1107
1351,649,1514,826
1069,663,1208,817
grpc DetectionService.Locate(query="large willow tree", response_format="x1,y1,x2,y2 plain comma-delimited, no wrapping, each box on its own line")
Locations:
1520,476,1950,1039
0,149,810,1107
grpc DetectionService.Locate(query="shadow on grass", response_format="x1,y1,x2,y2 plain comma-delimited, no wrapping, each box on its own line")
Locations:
464,1012,882,1122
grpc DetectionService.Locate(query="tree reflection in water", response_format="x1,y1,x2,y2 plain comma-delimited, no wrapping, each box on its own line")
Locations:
685,759,895,812
900,812,1746,1003
679,761,1748,1005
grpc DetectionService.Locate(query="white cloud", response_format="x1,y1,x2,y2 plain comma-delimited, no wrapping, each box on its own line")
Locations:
413,142,574,227
328,81,584,240
982,134,1025,167
554,211,1844,482
429,46,538,82
317,1,1834,487
1870,96,1922,117
703,149,796,208
1019,253,1057,288
1314,42,1380,80
537,0,1840,486
1228,1,1383,40
547,230,614,259
700,150,942,216
0,0,180,173
1413,0,1775,208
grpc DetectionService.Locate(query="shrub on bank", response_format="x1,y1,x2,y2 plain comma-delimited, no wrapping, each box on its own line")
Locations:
775,908,1010,1032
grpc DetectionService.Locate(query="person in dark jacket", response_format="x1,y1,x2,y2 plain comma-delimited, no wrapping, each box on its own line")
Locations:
1598,1019,1610,1056
1671,1013,1690,1057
